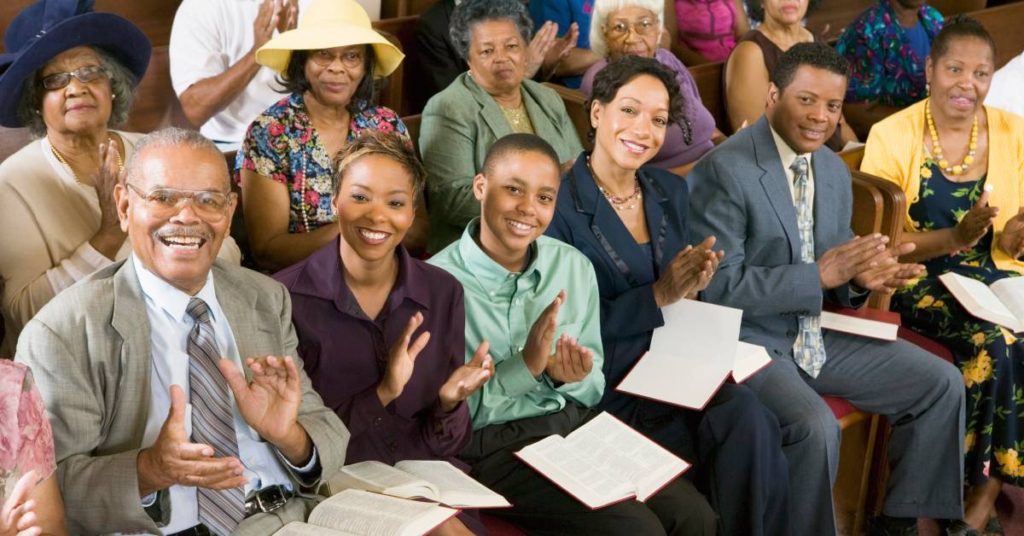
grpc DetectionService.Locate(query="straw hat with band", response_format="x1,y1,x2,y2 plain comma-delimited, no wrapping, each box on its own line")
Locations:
0,0,151,128
256,0,404,78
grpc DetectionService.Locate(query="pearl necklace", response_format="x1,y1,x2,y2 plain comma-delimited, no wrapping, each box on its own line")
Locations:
925,99,978,176
587,155,642,211
50,136,123,185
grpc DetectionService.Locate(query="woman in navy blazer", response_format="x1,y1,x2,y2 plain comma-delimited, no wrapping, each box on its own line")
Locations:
545,56,789,536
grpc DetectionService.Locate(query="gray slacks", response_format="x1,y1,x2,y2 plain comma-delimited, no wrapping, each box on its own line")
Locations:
743,330,965,536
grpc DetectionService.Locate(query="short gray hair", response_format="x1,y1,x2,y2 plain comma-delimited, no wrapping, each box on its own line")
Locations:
449,0,533,60
126,127,228,189
16,46,137,137
589,0,664,58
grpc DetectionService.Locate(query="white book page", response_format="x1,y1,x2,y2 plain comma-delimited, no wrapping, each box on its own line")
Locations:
516,435,635,509
732,342,772,382
309,489,456,536
820,311,898,341
275,522,357,536
990,277,1024,329
617,299,742,409
565,412,689,501
940,273,1024,331
395,460,510,508
329,461,438,501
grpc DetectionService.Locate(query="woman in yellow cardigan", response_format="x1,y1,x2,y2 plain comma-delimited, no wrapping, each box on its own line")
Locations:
862,16,1024,533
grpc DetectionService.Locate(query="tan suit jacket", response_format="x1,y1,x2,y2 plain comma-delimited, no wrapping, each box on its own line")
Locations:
16,257,348,534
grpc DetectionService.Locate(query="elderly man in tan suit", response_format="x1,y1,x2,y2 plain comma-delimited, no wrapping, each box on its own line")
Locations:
16,127,349,535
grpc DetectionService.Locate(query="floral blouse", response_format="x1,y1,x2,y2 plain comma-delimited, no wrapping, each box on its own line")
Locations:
836,1,943,107
0,360,56,501
237,93,410,233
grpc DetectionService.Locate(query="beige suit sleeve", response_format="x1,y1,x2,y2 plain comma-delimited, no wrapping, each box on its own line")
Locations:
16,317,162,535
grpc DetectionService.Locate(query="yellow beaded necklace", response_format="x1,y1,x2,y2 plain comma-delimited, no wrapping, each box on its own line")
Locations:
925,98,978,177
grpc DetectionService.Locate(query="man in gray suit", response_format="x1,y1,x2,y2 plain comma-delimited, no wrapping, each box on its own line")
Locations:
688,43,966,536
16,128,349,535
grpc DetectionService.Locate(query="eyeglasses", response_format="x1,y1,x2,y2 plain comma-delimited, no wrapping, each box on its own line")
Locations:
309,48,365,69
606,18,659,39
125,182,235,221
39,65,111,90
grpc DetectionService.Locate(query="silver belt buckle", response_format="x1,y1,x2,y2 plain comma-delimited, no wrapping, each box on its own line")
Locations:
245,484,290,516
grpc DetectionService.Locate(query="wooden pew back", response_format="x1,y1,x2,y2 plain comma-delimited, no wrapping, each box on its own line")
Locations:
544,82,592,151
969,2,1024,69
381,0,438,18
688,61,728,134
373,15,419,116
0,0,180,51
123,45,190,133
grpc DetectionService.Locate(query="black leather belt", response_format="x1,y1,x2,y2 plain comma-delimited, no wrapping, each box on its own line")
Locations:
168,524,212,536
245,484,294,516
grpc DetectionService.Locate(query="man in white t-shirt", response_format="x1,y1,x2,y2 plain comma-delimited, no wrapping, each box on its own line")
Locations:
985,51,1024,118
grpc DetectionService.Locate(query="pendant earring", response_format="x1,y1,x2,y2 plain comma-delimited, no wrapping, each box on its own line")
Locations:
926,82,930,95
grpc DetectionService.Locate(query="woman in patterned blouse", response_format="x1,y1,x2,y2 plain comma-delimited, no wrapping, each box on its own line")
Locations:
237,0,412,270
0,360,66,536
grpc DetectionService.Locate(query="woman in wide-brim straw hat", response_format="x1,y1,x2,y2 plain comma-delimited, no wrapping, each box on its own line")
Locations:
0,0,151,356
237,0,419,271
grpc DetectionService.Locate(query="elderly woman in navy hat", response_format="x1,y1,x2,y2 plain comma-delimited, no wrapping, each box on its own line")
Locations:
0,0,239,356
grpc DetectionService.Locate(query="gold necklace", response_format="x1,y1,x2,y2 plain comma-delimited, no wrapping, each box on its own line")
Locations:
500,103,529,129
50,136,124,184
925,99,978,176
586,155,642,211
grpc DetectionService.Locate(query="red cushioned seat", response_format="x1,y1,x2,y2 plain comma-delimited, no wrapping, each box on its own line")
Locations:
897,327,954,363
824,395,859,420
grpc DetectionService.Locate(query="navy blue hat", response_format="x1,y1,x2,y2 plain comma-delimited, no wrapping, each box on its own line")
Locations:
0,0,151,127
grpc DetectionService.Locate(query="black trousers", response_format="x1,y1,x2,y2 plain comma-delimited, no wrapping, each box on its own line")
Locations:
619,383,791,536
462,403,716,536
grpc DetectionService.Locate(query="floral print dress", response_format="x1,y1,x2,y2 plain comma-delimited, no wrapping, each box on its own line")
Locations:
0,360,56,501
891,158,1024,485
237,93,410,233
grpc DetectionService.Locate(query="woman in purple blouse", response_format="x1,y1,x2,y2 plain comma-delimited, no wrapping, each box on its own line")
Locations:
581,0,724,175
275,131,492,534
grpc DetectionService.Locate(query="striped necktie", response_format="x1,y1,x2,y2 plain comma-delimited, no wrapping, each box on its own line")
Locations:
186,297,245,534
791,157,827,378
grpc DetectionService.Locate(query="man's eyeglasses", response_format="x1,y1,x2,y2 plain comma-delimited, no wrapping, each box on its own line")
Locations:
39,65,111,91
606,18,659,39
125,183,235,221
309,48,365,69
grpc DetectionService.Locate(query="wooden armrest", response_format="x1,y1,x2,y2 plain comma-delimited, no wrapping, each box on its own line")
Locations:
850,169,906,311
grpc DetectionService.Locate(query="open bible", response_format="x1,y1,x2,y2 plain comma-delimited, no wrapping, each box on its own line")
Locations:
326,459,510,509
514,412,690,510
274,489,457,536
615,299,772,409
939,272,1024,332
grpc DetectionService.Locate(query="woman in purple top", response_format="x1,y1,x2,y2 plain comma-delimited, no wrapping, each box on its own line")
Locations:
582,0,722,174
665,0,750,64
275,131,493,535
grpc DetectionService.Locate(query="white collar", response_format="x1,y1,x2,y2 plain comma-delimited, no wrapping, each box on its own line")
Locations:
131,255,221,324
768,123,813,177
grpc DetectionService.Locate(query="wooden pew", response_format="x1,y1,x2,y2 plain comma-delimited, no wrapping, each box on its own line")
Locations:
123,45,191,133
688,61,728,135
0,0,181,52
402,113,422,155
381,0,438,19
543,82,591,150
969,2,1024,69
0,127,33,166
373,15,419,116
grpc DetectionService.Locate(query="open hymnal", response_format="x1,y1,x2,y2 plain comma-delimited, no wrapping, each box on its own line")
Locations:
326,459,510,509
515,412,690,510
274,489,457,536
821,311,899,341
615,299,771,409
939,272,1024,332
